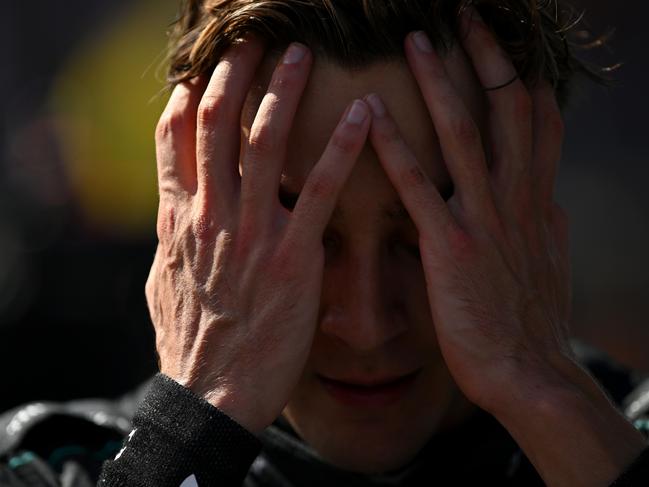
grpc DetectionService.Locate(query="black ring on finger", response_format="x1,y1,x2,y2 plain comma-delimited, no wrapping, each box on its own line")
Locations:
483,73,519,92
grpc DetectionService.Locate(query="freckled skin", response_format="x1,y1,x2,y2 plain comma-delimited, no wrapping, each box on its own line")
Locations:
240,48,489,473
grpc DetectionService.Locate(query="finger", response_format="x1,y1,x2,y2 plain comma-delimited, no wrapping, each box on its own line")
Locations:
550,203,572,329
531,81,564,212
364,93,455,245
196,37,265,211
458,7,533,191
241,43,313,227
287,100,370,248
404,31,495,219
550,203,570,272
155,76,208,196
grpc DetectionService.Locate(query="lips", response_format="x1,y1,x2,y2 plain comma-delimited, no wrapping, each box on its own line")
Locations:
318,369,421,407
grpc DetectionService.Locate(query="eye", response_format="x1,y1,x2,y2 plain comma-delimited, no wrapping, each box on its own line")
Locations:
390,238,421,261
322,231,341,257
440,182,454,202
278,187,299,210
404,243,421,261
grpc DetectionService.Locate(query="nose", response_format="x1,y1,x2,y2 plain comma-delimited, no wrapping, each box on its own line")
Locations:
319,246,408,353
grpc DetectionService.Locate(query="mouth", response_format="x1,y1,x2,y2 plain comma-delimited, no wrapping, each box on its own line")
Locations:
317,369,422,407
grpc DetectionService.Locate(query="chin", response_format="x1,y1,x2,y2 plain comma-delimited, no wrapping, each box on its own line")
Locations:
307,426,432,474
283,367,464,475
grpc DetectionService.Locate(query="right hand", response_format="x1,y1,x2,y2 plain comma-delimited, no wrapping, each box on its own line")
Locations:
145,38,372,434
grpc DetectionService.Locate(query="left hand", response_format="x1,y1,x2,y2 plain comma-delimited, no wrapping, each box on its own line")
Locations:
365,8,573,413
364,11,647,486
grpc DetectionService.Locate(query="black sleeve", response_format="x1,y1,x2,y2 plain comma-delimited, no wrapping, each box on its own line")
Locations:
610,447,649,487
98,374,261,487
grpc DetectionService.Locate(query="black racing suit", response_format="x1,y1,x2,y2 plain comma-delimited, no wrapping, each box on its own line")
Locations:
1,343,648,486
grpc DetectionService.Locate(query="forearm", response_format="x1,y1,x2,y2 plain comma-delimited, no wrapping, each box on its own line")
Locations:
489,359,646,487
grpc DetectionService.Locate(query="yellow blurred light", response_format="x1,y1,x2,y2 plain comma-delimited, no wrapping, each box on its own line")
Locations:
51,0,176,238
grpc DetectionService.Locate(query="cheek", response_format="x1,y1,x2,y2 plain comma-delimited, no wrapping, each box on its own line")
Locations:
385,255,433,327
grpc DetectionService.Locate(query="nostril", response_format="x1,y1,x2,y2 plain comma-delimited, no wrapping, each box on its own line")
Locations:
319,300,407,353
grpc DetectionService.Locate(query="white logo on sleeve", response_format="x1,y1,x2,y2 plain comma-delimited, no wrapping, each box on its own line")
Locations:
180,474,199,487
114,428,137,460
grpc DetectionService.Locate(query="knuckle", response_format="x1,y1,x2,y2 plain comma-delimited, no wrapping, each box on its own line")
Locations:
400,164,427,187
376,121,402,146
270,58,305,91
423,58,447,81
155,111,185,143
449,117,481,146
247,124,277,158
270,69,294,91
304,173,336,200
144,271,156,304
191,207,216,242
273,74,289,90
446,225,476,261
330,130,357,154
510,87,533,120
145,255,162,313
156,204,177,242
197,93,227,127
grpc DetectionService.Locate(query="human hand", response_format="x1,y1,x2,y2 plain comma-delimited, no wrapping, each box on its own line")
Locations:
366,14,647,485
146,38,371,434
364,9,573,413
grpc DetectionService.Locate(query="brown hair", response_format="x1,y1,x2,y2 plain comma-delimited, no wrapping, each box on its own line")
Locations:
166,0,608,106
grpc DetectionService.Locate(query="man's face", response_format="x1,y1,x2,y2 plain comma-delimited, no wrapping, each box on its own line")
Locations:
243,45,487,474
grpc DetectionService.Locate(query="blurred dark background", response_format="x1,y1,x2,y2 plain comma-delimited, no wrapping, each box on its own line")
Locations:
1,0,648,413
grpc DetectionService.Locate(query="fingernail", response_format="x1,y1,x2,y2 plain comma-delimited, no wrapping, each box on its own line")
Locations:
365,93,386,117
283,43,307,64
413,31,433,53
347,100,368,125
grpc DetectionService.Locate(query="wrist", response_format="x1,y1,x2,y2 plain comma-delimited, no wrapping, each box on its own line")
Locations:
166,370,272,436
484,356,646,487
480,352,598,418
203,389,271,436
